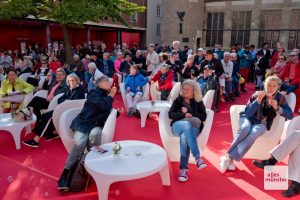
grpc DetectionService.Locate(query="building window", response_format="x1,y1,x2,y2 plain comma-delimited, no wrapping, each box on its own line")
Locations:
231,11,251,47
157,23,161,36
157,4,161,17
130,13,137,22
258,10,281,49
288,10,300,50
205,12,224,47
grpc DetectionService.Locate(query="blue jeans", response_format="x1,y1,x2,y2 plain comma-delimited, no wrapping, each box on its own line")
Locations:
225,80,233,97
227,117,266,161
88,82,95,92
232,75,240,96
172,120,200,170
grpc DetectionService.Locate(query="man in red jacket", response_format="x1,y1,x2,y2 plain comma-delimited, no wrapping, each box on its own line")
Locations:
283,51,300,93
151,64,174,100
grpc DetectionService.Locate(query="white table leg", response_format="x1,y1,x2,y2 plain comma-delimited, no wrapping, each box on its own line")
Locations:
7,125,22,150
94,179,111,200
140,109,149,128
159,162,170,186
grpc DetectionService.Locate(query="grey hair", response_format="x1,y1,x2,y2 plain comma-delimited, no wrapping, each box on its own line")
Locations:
180,79,203,102
66,73,80,86
95,75,109,88
223,52,231,57
88,62,97,69
263,75,281,93
56,68,66,75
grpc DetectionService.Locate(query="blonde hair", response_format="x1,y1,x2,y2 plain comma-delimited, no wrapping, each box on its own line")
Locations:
264,75,281,92
180,80,203,102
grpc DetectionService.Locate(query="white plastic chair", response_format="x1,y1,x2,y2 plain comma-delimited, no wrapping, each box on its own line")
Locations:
158,107,214,163
33,90,48,98
120,83,150,111
230,105,285,160
59,108,117,153
150,82,181,103
19,73,32,81
53,99,86,134
286,116,300,137
38,77,46,89
167,82,181,103
284,92,296,113
45,93,64,112
202,90,215,110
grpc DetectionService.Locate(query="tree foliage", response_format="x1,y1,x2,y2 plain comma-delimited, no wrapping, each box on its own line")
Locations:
0,0,146,26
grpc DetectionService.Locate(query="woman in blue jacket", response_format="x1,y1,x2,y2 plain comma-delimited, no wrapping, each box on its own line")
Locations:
219,75,293,173
125,65,149,117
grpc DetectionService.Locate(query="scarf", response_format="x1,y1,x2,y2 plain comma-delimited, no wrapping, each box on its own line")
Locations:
160,72,168,85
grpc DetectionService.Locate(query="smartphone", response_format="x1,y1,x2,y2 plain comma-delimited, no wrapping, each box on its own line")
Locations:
91,146,108,154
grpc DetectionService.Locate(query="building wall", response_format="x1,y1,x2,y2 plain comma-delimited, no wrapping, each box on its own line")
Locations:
161,0,300,50
203,0,300,50
146,0,162,45
161,0,204,50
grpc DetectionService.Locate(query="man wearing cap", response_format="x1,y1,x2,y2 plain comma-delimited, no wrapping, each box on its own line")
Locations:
166,51,183,82
196,65,218,96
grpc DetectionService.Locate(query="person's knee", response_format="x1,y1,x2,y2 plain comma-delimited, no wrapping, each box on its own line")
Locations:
74,132,88,147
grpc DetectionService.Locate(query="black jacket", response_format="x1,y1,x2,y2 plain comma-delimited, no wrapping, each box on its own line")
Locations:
200,58,224,78
70,88,113,134
258,49,271,61
98,59,114,78
255,57,268,76
168,96,207,132
57,84,85,104
42,79,68,97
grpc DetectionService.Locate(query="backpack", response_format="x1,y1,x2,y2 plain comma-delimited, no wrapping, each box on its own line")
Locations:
68,153,90,192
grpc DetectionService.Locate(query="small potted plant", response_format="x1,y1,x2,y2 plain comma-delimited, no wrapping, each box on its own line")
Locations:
112,142,122,156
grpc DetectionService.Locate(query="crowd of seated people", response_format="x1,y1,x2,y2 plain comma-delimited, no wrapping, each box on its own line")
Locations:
0,40,300,198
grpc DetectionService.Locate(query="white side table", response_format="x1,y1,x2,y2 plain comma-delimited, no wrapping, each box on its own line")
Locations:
85,140,170,200
0,113,36,149
136,101,171,128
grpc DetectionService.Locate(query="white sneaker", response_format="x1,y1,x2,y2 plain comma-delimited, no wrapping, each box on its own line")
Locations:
219,155,231,174
228,159,235,171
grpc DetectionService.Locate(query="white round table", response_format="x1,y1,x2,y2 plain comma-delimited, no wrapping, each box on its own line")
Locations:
85,140,170,200
0,113,36,149
136,101,171,128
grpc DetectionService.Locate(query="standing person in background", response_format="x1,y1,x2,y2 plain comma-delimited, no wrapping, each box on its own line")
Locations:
172,41,185,62
58,44,66,64
0,50,13,68
257,43,271,64
249,45,257,83
230,53,241,97
254,51,269,90
114,52,124,88
215,44,225,61
237,45,253,90
146,44,159,75
130,43,139,57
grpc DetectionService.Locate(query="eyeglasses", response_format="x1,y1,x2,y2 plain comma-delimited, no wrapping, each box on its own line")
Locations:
289,55,297,57
278,58,284,60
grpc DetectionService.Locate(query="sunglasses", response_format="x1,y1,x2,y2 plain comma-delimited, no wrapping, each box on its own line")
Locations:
289,55,297,57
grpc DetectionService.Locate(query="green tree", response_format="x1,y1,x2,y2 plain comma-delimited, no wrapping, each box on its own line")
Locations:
0,0,145,63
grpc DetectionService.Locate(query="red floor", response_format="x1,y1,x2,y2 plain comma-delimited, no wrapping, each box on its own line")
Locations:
0,84,296,200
